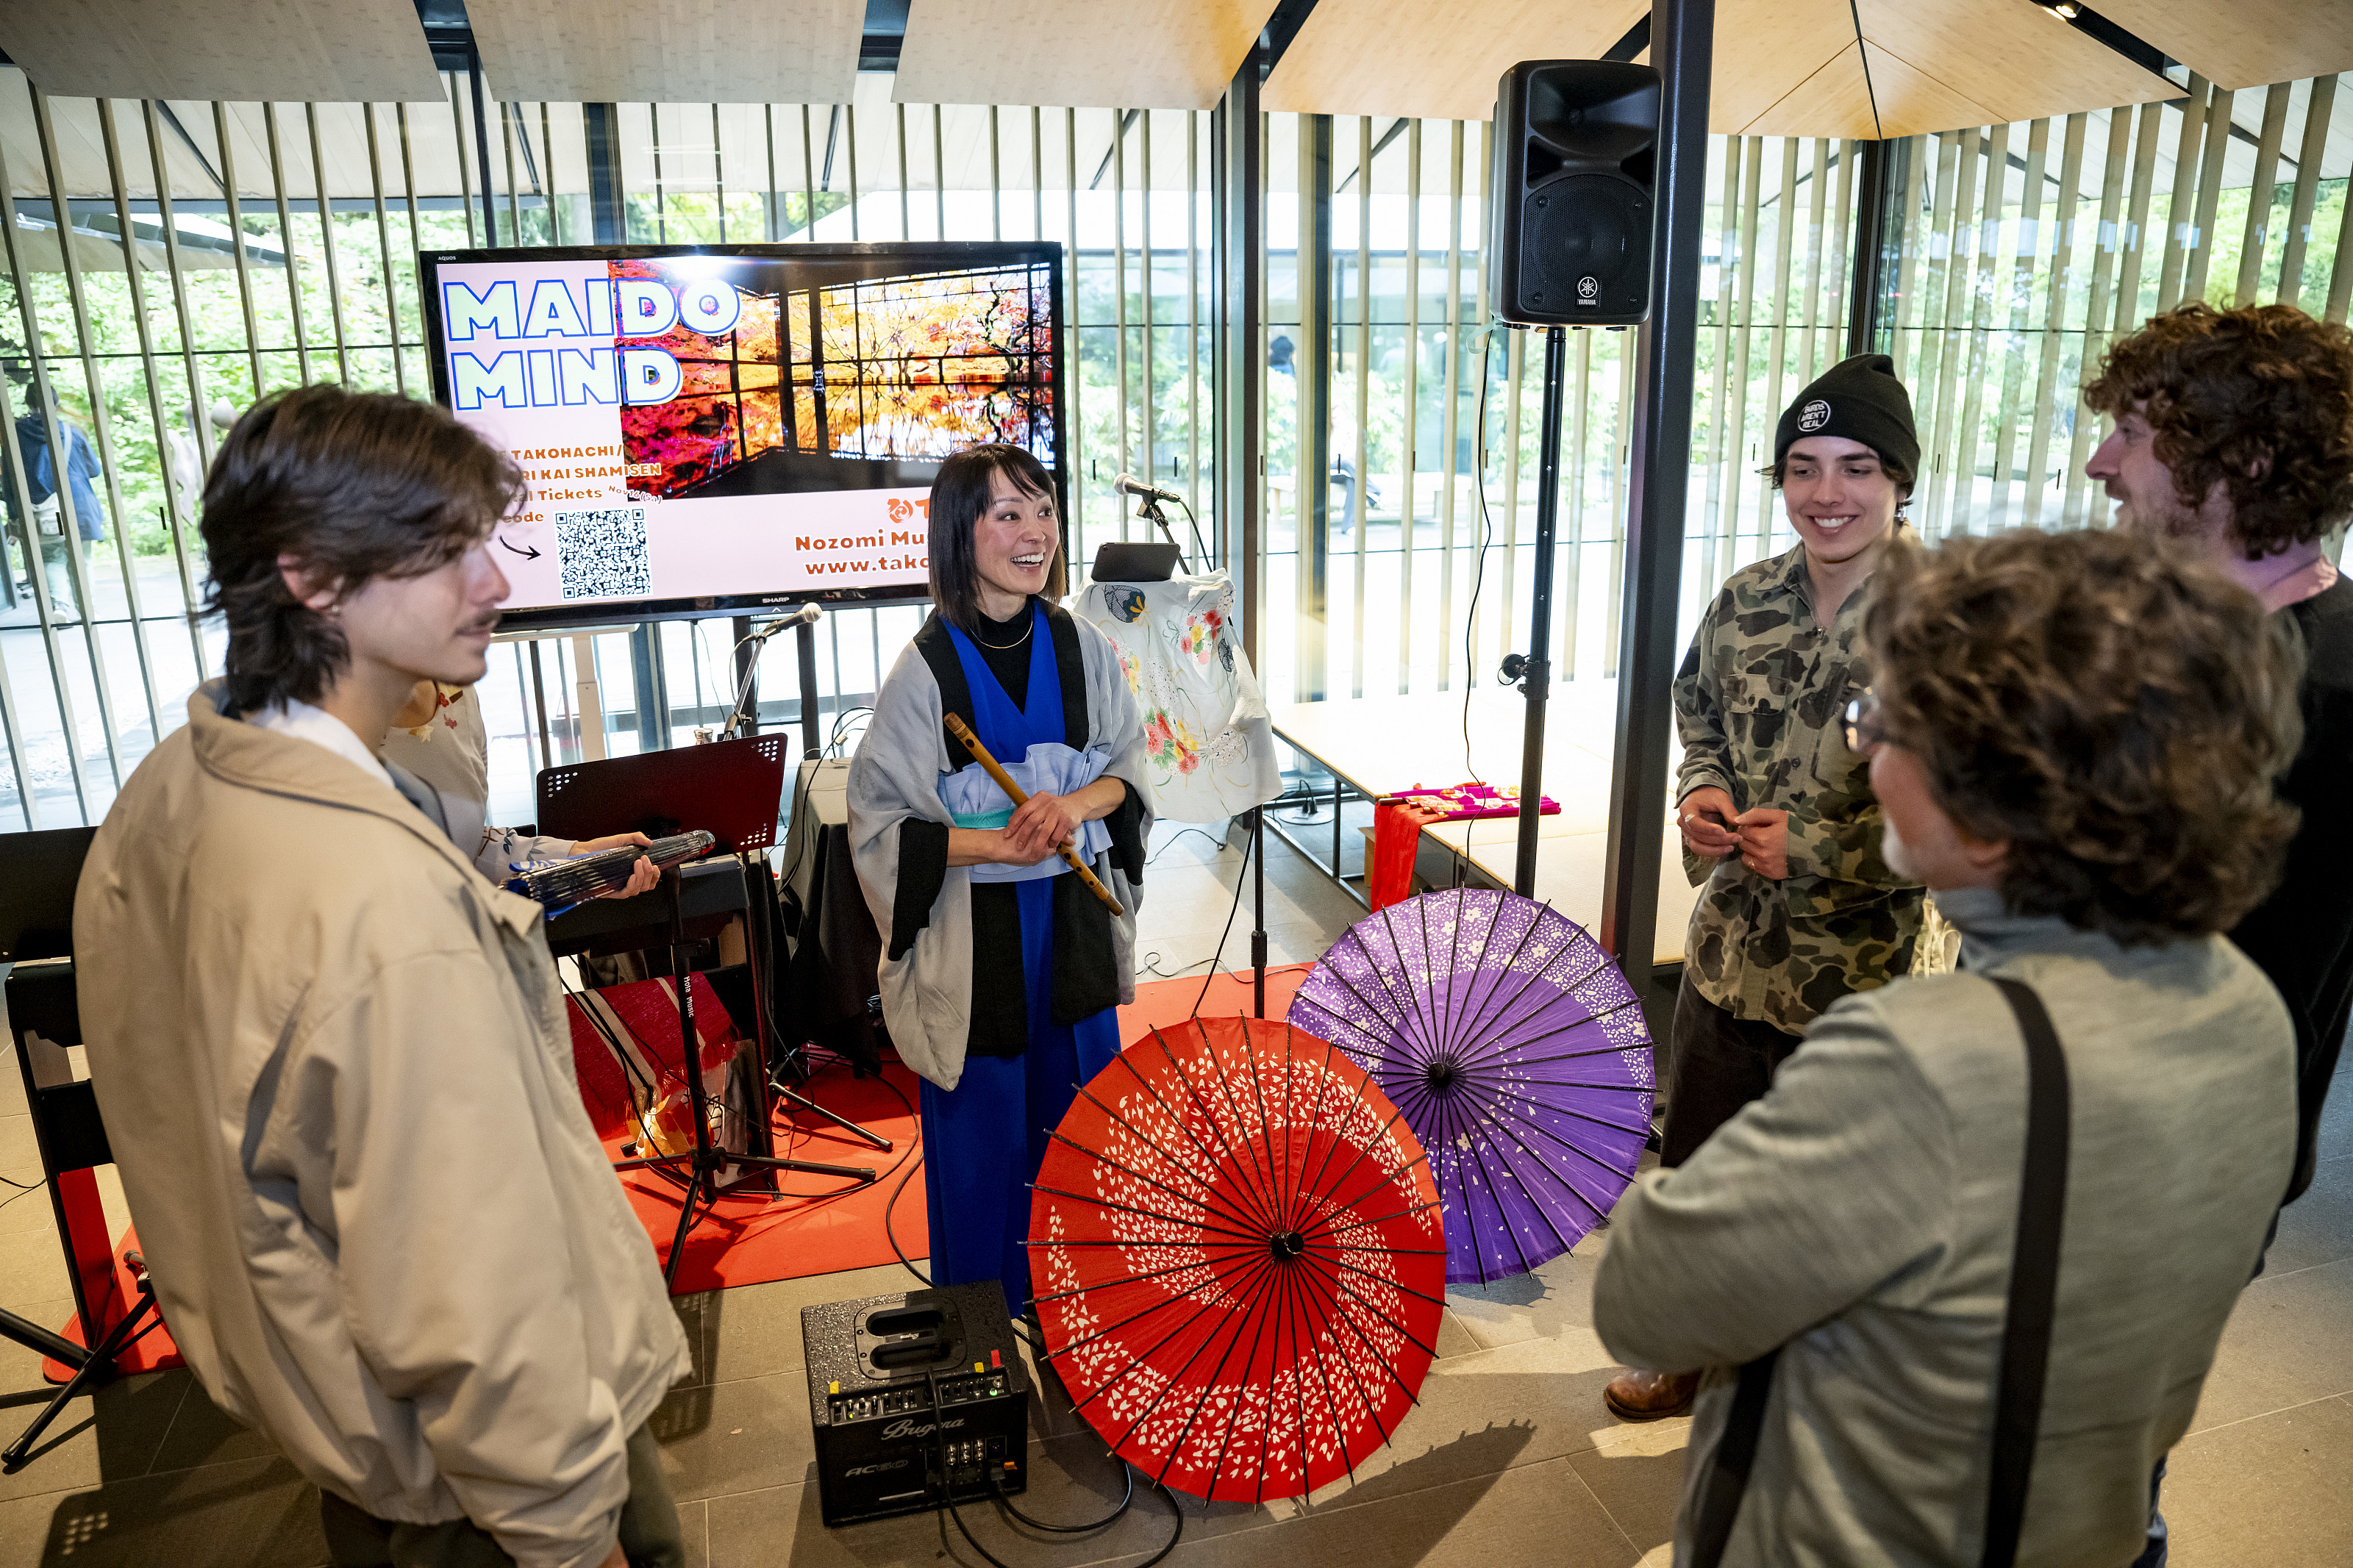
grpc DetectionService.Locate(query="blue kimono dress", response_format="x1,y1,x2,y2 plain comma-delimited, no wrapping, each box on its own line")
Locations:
921,606,1124,1318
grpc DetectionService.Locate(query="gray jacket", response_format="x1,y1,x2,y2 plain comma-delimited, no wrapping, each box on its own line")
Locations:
1594,886,2295,1567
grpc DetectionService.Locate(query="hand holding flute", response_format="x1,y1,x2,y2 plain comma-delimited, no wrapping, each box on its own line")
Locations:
942,712,1126,915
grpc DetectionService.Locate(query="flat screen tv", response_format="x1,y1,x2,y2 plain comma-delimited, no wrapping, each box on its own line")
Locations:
419,241,1065,631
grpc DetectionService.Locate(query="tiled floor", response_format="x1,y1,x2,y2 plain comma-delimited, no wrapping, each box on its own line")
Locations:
0,818,2347,1566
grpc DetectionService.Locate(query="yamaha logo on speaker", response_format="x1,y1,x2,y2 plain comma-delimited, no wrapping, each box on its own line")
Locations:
1799,399,1832,432
1577,276,1600,305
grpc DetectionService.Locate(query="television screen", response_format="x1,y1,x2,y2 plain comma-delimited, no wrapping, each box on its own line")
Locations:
419,242,1065,630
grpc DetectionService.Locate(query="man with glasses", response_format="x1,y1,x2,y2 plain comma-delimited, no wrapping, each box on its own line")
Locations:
1605,356,1926,1423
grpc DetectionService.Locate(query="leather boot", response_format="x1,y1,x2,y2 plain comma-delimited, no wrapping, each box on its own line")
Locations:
1604,1367,1699,1421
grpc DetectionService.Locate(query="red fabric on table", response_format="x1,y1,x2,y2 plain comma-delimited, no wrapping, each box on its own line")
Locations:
1371,800,1443,911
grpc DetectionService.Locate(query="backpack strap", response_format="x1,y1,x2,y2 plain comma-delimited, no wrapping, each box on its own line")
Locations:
1982,977,2071,1568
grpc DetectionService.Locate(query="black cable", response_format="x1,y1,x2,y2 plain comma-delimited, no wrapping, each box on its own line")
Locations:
1461,326,1502,789
923,1372,1183,1568
1146,826,1225,865
1189,815,1257,1018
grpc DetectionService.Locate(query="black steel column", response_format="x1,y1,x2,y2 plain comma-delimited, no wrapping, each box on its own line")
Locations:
466,60,499,246
629,625,667,749
1846,139,1909,357
585,104,625,245
1600,0,1713,978
796,618,824,760
730,615,760,737
1513,326,1568,897
1218,46,1265,670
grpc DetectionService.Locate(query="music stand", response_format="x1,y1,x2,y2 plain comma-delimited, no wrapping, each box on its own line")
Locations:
537,739,881,1285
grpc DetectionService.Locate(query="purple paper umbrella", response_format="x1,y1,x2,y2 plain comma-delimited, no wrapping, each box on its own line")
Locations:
1287,887,1654,1284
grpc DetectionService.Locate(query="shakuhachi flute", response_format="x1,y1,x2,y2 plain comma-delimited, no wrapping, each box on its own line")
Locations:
941,712,1125,916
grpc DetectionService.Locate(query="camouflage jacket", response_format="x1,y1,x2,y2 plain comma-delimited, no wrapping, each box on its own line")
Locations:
1674,538,1923,1034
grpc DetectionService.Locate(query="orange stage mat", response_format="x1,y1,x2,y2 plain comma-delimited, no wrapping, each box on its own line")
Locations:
47,960,1330,1387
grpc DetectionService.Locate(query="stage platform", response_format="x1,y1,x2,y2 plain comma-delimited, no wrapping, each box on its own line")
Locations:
1267,684,1698,966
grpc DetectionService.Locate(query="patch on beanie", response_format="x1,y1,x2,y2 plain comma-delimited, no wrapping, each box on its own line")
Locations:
1798,399,1832,433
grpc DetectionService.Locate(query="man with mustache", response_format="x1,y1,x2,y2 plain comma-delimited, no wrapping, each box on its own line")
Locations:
74,387,690,1568
2083,301,2353,1567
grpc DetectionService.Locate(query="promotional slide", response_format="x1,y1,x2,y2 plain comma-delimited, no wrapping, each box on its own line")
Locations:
422,245,1061,624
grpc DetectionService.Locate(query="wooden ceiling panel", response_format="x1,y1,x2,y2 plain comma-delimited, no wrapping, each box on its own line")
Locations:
0,0,444,104
2090,1,2353,91
1707,0,1860,135
467,0,863,106
896,0,1281,112
1261,0,1645,121
1738,42,1883,140
1857,0,2176,130
1860,43,1999,141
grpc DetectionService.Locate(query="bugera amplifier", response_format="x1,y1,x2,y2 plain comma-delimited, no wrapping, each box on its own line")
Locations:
801,1282,1031,1528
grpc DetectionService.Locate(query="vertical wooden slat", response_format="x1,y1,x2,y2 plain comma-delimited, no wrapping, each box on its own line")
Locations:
139,99,221,658
1988,118,2047,530
2111,100,2165,337
2155,77,2208,309
801,104,818,239
1468,118,1493,681
451,75,481,245
2277,76,2335,309
1717,137,1760,581
1500,324,1524,655
1949,123,2009,537
1437,121,1464,690
306,104,352,384
2023,113,2085,529
1601,331,1631,676
395,104,424,382
990,105,1002,241
1565,323,1591,681
263,102,315,383
1397,120,1422,695
1799,137,1829,387
933,104,946,240
896,102,911,241
364,104,407,393
713,102,726,242
1885,136,1926,382
1756,139,1798,555
1112,108,1131,532
1700,135,1737,602
501,100,524,242
2065,107,2139,525
1351,113,1371,700
2235,82,2290,304
1188,111,1202,526
1064,109,1080,551
99,99,207,681
1923,131,1980,539
1142,110,1157,493
2182,85,2235,305
845,102,860,240
2327,179,2353,323
1906,135,1958,490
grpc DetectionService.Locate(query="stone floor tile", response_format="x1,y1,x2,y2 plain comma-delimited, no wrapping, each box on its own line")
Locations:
649,1370,819,1506
1157,1453,1640,1568
2266,1156,2353,1278
0,1455,325,1568
0,1369,190,1503
2162,1395,2353,1567
701,1259,932,1386
146,1381,281,1475
0,1297,74,1397
2187,1257,2353,1433
1434,1308,1482,1360
1567,1417,1693,1559
1446,1245,1603,1352
0,1229,74,1317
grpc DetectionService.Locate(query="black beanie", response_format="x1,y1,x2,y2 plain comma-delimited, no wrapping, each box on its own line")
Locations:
1773,353,1920,478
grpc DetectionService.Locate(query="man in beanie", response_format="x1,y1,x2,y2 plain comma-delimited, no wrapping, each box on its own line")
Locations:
1604,354,1924,1422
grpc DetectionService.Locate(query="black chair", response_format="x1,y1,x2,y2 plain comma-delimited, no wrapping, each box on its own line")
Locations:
0,826,163,1472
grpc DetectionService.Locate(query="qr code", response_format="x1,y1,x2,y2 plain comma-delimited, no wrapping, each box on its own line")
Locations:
554,506,649,601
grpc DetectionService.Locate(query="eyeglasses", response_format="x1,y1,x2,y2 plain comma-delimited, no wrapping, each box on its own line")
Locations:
1843,690,1884,753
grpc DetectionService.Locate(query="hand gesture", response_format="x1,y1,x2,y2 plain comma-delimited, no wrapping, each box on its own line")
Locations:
1677,788,1740,860
1001,790,1081,866
1733,807,1789,881
571,831,662,898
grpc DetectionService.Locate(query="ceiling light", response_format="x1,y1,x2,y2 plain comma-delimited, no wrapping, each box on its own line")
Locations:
2047,1,2079,15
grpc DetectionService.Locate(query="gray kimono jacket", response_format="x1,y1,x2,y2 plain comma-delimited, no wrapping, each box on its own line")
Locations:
846,604,1151,1090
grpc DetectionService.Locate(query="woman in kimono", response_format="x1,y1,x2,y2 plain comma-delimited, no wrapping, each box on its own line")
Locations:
847,443,1151,1320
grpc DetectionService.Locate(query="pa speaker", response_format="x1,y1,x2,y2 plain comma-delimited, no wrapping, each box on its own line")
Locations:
1490,60,1661,327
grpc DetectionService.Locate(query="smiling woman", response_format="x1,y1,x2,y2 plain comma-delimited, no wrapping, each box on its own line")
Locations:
845,442,1152,1322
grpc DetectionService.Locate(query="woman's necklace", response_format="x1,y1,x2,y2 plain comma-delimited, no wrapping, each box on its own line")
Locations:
972,607,1033,650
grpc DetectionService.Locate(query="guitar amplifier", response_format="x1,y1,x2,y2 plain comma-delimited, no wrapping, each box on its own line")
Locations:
802,1283,1030,1527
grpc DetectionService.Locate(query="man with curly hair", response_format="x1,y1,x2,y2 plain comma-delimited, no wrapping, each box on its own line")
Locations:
2086,301,2353,1211
1594,529,2300,1567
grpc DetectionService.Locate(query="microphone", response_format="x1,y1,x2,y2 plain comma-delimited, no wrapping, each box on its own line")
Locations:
1113,473,1185,506
752,602,824,637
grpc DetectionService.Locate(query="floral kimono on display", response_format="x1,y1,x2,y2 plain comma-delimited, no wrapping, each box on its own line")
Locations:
846,598,1151,1318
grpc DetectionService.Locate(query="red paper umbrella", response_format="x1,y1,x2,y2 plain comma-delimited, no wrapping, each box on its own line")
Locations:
1027,1017,1445,1502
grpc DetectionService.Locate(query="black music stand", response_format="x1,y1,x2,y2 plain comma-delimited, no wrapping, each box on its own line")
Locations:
536,739,882,1285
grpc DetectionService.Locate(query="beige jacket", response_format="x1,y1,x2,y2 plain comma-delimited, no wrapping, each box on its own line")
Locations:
75,684,690,1568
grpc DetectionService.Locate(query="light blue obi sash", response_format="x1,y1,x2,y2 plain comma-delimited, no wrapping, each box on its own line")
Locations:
939,742,1113,884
